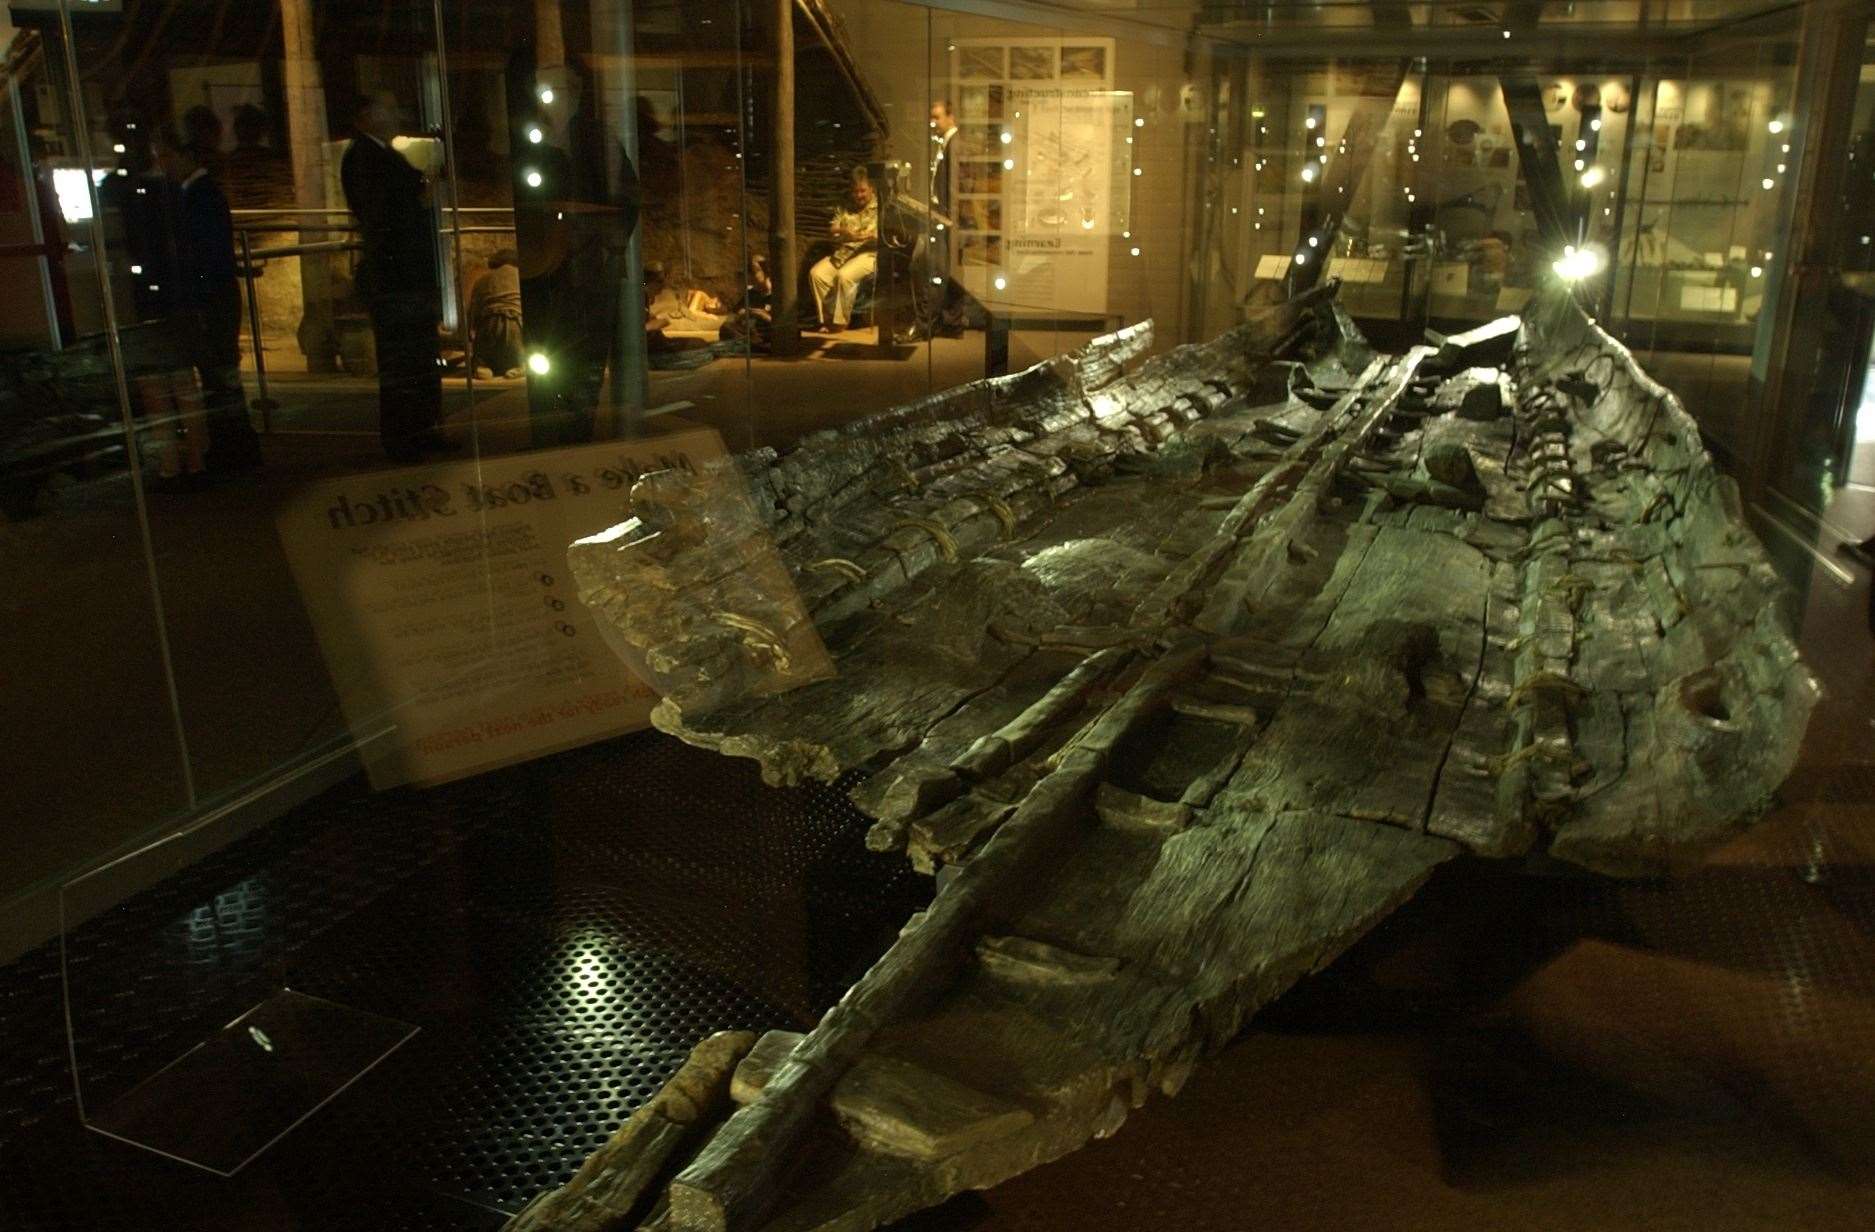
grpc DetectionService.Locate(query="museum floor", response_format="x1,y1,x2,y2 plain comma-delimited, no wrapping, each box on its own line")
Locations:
2,342,1873,1231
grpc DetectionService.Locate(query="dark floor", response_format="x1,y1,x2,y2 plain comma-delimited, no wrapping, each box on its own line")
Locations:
0,732,931,1230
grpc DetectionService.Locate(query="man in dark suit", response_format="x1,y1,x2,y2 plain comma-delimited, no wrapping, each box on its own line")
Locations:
341,91,450,463
154,124,264,475
899,99,965,343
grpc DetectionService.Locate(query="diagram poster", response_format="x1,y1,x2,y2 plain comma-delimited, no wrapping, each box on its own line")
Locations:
951,38,1129,316
277,430,725,787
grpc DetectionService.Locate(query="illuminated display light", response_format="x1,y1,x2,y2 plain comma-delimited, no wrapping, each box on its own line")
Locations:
527,351,551,375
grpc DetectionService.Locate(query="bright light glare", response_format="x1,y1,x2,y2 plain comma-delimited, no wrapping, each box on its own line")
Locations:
525,169,543,187
993,275,1008,291
538,87,555,104
1768,119,1784,134
1579,166,1607,189
1000,131,1013,144
1301,165,1317,182
527,127,543,144
1552,245,1605,281
527,351,551,375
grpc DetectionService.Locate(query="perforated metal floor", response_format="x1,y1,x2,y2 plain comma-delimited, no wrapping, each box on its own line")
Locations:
0,731,930,1230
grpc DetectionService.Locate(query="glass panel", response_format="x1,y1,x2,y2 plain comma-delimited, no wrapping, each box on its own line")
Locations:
0,5,192,915
1766,20,1875,537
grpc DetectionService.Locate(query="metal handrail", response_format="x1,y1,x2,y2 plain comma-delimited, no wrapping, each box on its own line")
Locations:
234,222,518,422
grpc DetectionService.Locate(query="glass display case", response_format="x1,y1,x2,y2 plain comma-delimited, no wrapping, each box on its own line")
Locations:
0,0,1870,1229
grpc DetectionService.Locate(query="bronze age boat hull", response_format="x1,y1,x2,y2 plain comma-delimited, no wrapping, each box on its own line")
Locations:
518,285,1817,1232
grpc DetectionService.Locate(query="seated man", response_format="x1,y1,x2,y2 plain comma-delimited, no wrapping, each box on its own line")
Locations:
809,166,878,333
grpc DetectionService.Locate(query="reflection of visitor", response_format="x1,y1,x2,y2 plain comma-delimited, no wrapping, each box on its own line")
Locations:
154,124,264,477
99,111,173,325
810,166,877,333
219,104,293,208
469,248,524,377
514,65,642,447
342,91,451,464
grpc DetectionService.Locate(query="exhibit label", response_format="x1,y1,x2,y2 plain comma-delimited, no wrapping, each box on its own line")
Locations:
277,430,724,787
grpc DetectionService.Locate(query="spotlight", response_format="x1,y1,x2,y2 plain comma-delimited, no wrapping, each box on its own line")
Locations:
527,351,551,375
525,169,543,188
538,87,555,105
1579,166,1607,188
527,127,543,144
1000,131,1013,144
1552,244,1604,281
1768,119,1784,134
993,274,1007,291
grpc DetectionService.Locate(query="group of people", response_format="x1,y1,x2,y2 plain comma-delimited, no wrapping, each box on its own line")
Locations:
117,87,971,477
804,98,967,339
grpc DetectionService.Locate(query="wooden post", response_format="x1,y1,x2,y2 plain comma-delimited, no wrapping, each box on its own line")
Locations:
533,0,565,71
279,0,336,370
770,0,799,356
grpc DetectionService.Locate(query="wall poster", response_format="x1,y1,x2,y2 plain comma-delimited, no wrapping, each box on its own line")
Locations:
950,37,1130,317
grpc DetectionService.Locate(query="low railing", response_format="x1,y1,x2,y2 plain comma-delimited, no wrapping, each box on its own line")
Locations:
230,207,515,429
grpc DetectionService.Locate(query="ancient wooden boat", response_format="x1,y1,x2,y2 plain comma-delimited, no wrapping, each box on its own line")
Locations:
517,284,1817,1232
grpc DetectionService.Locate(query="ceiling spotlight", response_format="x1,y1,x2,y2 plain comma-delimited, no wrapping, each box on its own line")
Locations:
1579,166,1607,188
525,169,543,188
538,87,555,105
527,127,543,144
527,351,551,375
